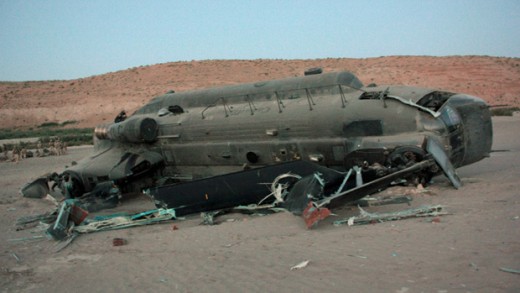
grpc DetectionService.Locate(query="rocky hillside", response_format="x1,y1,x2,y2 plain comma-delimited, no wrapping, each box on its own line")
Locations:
1,56,519,129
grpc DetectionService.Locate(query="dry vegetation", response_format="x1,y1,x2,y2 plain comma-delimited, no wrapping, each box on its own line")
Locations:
1,56,519,129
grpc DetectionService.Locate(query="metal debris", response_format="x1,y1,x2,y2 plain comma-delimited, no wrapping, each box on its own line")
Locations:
302,202,331,229
16,211,57,227
8,235,46,242
499,267,520,275
54,232,79,253
353,196,413,207
12,252,21,263
333,205,448,226
46,199,87,240
348,254,368,259
290,260,310,270
113,238,126,246
201,210,224,225
200,204,286,225
73,208,176,234
44,194,60,206
258,173,302,205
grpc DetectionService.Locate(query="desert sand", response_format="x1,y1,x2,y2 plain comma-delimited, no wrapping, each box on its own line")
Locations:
0,116,519,292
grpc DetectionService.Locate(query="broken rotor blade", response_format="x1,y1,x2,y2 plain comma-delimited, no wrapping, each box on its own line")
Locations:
426,138,462,189
148,161,323,216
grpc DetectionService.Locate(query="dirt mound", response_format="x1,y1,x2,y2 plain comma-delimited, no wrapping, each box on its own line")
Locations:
1,56,519,129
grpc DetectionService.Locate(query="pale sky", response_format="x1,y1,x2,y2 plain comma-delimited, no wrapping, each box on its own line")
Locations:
1,0,519,81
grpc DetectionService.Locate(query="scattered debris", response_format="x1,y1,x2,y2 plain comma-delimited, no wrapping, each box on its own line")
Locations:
333,205,448,226
11,252,21,263
13,198,177,249
200,205,285,225
201,210,225,225
16,211,57,227
353,196,413,207
54,232,79,253
44,194,60,206
302,202,332,229
7,265,32,274
46,199,88,240
8,235,46,243
259,172,302,205
113,238,126,246
283,158,442,228
470,262,479,271
347,254,368,259
73,208,176,234
499,267,520,274
290,260,310,271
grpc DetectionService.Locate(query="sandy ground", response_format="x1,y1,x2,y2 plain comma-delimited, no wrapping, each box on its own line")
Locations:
0,117,519,292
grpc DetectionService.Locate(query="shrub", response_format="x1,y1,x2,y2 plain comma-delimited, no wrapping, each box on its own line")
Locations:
39,122,60,128
491,107,520,116
0,128,94,147
60,120,78,126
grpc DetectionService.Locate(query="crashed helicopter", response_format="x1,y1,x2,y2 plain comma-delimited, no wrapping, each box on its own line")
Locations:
22,68,493,227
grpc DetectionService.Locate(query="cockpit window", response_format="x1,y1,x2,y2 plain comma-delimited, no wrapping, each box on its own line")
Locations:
359,91,383,100
158,108,169,117
157,105,185,117
440,105,462,132
168,105,184,114
417,91,454,112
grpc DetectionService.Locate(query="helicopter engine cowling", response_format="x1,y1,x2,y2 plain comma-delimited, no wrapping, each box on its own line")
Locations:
95,117,158,143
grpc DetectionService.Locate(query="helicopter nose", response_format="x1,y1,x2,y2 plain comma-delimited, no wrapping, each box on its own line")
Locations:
447,94,493,167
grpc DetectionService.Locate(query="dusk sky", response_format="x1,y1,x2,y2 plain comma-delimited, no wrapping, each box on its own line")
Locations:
1,0,519,81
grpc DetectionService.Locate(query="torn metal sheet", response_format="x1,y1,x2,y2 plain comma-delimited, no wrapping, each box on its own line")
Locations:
46,201,75,240
201,205,286,225
302,203,332,229
108,151,164,181
353,196,413,207
73,208,176,234
317,160,436,209
333,205,448,226
280,168,346,215
16,211,57,227
279,159,436,227
387,94,441,117
46,199,88,240
65,181,123,213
